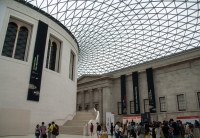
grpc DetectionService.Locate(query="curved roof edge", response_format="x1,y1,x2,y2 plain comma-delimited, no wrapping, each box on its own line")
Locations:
14,0,79,51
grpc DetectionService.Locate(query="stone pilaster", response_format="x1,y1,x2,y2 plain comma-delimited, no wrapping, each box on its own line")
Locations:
98,87,103,124
102,86,111,124
89,89,93,109
81,91,85,111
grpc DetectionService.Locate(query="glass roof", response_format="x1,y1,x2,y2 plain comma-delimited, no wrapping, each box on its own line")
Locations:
24,0,200,77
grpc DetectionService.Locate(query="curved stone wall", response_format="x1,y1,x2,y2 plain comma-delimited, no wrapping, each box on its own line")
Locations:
0,0,78,136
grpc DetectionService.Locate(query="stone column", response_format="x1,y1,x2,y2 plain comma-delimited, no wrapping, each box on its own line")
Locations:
98,87,103,124
102,86,111,124
89,89,93,109
81,91,85,111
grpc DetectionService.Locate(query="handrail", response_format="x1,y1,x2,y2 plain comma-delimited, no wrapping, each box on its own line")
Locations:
55,111,76,126
83,108,99,136
94,108,99,120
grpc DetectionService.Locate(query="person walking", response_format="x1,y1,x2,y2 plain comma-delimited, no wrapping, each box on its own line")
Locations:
90,123,94,136
96,122,101,138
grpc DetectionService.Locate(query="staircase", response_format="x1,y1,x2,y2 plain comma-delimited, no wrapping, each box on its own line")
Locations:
59,111,96,135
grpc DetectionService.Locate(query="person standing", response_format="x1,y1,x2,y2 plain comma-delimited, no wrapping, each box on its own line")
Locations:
170,119,180,138
137,122,145,138
90,123,94,136
110,122,114,136
145,125,150,138
180,121,185,138
101,126,108,138
47,123,51,138
115,122,120,138
162,122,169,138
40,122,47,138
119,123,123,138
35,124,40,138
96,122,101,138
185,124,194,138
123,124,128,138
155,123,161,138
127,122,131,138
49,121,56,138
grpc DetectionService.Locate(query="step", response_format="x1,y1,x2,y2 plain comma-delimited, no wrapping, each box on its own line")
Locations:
59,126,83,135
60,111,96,135
76,112,94,116
64,120,88,126
73,116,95,120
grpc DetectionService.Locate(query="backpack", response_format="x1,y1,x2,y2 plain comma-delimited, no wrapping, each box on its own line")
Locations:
52,125,59,136
35,129,40,136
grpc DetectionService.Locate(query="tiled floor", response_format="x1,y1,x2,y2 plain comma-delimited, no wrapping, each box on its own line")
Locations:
0,134,115,138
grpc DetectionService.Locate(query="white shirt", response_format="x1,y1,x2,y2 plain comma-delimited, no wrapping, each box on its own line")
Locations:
119,127,123,132
101,130,108,135
115,125,119,133
155,128,161,138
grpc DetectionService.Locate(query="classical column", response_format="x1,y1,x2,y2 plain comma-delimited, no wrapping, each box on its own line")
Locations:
98,87,103,123
89,89,93,109
81,91,85,111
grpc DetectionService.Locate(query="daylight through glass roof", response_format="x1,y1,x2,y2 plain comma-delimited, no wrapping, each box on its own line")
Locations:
24,0,200,77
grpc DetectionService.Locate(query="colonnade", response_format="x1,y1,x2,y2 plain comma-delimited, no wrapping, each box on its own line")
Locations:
78,88,103,118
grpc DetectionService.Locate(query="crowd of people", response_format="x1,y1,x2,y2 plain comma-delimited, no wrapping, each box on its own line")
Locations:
112,119,200,138
36,119,199,138
89,122,109,138
35,121,59,138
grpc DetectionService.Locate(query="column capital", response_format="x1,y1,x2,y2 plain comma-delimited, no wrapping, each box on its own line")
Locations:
88,89,93,93
97,87,102,92
80,91,84,94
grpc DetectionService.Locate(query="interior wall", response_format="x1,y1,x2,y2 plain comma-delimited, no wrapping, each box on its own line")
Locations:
111,58,200,122
0,1,78,136
0,108,30,136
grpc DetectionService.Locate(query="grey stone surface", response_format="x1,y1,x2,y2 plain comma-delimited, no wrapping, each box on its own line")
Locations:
77,49,200,124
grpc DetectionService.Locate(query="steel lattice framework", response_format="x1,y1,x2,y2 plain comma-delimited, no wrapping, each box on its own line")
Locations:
24,0,200,77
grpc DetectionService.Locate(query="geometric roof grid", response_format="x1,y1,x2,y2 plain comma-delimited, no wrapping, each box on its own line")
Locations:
25,0,200,77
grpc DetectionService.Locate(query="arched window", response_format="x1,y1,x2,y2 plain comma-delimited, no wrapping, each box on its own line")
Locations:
46,40,51,68
46,37,61,73
14,26,28,60
1,18,31,61
2,22,18,58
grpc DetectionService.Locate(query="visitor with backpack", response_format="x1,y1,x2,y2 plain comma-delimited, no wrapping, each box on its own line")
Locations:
35,124,40,138
49,121,59,138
